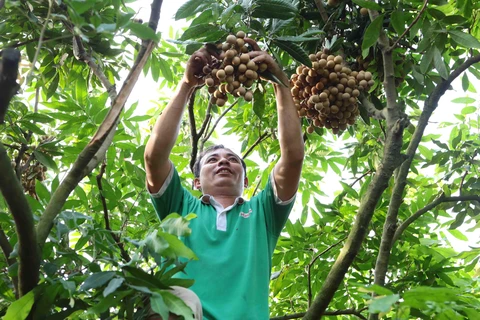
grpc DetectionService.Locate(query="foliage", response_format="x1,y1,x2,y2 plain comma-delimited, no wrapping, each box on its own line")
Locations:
1,0,480,319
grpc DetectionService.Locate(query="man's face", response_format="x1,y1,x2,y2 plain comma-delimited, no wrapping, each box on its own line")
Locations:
194,148,247,196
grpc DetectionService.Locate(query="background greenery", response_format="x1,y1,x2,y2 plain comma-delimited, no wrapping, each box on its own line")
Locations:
0,0,479,319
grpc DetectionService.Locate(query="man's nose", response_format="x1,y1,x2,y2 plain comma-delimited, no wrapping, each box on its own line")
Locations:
218,157,229,165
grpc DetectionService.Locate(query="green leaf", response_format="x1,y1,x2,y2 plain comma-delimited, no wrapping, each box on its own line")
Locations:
369,294,400,313
433,47,448,79
451,97,475,104
362,15,384,51
175,0,206,20
253,88,266,119
180,23,219,41
127,23,159,41
273,40,312,67
34,150,59,173
420,47,434,74
159,232,198,260
103,277,125,297
160,291,194,320
275,35,321,42
461,73,469,91
358,284,394,296
449,30,480,48
80,271,116,291
448,229,468,241
4,290,35,320
161,214,193,237
352,0,382,10
390,10,405,35
461,106,477,115
150,293,170,320
251,0,298,20
123,266,170,290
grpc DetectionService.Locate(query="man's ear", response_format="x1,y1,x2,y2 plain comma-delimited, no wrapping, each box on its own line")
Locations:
244,177,249,188
194,177,201,190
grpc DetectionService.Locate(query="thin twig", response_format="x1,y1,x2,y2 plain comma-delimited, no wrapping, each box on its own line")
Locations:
388,0,429,52
393,194,480,244
242,131,269,159
349,170,372,188
307,237,347,307
459,170,468,194
203,99,239,142
25,0,53,84
96,161,131,262
188,89,199,173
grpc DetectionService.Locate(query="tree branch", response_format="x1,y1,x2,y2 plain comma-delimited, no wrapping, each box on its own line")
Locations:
0,143,39,297
388,0,429,53
313,0,328,23
188,89,199,173
272,308,368,320
369,54,480,320
96,161,131,262
393,194,480,244
359,95,386,120
36,0,163,247
307,237,346,307
242,131,269,159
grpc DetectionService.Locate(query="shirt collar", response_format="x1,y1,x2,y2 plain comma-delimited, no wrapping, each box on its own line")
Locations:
200,194,245,205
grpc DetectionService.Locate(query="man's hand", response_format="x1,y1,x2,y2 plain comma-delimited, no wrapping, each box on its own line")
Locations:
243,40,289,87
183,46,220,88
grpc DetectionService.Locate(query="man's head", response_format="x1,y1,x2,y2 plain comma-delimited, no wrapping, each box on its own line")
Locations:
193,145,248,196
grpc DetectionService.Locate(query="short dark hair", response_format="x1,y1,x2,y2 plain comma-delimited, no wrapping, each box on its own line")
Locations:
193,145,247,178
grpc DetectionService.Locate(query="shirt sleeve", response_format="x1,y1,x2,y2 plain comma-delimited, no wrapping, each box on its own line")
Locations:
254,172,296,237
148,163,191,221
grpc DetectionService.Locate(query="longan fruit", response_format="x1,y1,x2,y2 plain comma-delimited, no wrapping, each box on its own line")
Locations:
334,64,343,72
217,98,226,106
360,7,369,16
307,126,315,134
226,35,237,44
240,53,250,64
236,30,246,38
232,56,241,66
238,64,247,73
237,86,246,96
240,46,249,53
259,63,268,72
244,79,254,87
224,65,234,75
331,105,339,114
216,69,226,79
244,91,253,101
246,60,258,70
318,59,327,68
205,78,215,87
334,55,343,64
359,79,368,88
232,80,240,89
225,49,236,59
208,86,216,94
329,72,338,81
309,54,317,62
236,38,245,47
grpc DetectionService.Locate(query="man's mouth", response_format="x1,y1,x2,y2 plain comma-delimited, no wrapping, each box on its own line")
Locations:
216,168,232,174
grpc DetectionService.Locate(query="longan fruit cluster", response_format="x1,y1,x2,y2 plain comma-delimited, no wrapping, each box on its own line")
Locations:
290,51,374,135
202,32,268,106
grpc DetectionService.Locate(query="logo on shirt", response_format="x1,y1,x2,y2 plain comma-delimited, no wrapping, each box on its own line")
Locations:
240,209,252,218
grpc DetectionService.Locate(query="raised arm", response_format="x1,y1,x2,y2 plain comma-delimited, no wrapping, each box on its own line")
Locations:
144,48,215,193
250,51,305,201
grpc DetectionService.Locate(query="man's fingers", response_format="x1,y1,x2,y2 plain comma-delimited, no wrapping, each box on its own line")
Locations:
243,37,261,51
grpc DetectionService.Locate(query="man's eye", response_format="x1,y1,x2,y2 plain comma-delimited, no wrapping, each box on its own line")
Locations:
206,158,216,163
229,157,239,162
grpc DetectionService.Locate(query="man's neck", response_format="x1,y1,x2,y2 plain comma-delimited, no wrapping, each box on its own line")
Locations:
210,195,240,208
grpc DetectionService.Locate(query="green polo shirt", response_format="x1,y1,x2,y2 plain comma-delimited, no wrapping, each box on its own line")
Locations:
149,165,294,319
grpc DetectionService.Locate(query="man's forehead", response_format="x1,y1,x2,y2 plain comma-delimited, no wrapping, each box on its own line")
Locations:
202,148,240,161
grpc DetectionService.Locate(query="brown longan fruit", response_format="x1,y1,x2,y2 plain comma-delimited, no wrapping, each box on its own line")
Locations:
217,98,226,106
364,71,373,81
225,49,236,59
347,79,356,88
203,65,212,74
208,86,216,94
245,69,255,79
307,126,315,134
236,30,246,38
319,92,328,101
309,54,317,62
216,69,226,79
360,7,369,16
326,60,336,69
359,79,368,88
329,72,338,81
238,64,247,73
318,59,327,68
240,53,250,64
357,72,365,81
224,65,234,75
334,64,343,72
244,91,253,101
232,80,240,89
368,79,375,87
232,56,241,66
246,60,258,70
226,35,237,44
259,63,268,72
238,74,247,83
331,105,339,114
236,38,245,47
334,55,343,64
206,78,215,87
237,86,246,97
244,79,254,87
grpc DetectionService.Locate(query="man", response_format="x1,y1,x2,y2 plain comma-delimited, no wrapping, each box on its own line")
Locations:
144,44,304,319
